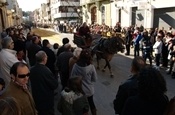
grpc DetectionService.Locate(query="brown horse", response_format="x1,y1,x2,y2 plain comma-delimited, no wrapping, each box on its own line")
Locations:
92,36,125,77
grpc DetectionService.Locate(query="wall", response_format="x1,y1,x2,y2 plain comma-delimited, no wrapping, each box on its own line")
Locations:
153,7,175,29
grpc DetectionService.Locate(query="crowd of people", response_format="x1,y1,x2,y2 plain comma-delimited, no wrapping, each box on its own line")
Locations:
0,23,174,115
0,25,97,115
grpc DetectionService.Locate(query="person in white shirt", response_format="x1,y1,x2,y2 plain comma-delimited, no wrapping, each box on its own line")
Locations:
0,37,19,90
153,35,163,68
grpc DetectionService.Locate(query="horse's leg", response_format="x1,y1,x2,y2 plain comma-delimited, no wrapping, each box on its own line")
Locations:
102,61,108,72
105,59,113,77
96,54,100,70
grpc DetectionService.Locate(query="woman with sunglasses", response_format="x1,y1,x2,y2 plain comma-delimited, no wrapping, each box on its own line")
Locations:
1,62,37,115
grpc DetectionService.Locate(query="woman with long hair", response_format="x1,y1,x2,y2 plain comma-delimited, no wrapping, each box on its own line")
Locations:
71,49,97,115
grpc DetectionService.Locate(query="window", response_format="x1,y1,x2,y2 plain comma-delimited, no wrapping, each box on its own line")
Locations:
101,6,105,24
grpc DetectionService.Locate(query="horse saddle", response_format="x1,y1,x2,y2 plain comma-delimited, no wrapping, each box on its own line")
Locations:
99,38,110,49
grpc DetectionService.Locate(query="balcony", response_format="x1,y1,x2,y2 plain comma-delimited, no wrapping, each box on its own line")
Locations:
81,0,109,4
53,12,79,18
52,1,79,8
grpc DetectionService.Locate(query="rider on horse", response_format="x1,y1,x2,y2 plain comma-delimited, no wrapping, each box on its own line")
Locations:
75,22,92,47
79,22,91,38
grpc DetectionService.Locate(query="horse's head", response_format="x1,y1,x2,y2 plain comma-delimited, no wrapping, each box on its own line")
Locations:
110,36,125,53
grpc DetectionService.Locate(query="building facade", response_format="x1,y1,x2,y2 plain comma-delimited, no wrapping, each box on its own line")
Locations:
0,0,8,32
6,0,23,27
113,0,175,29
40,3,48,24
81,0,114,26
51,0,80,24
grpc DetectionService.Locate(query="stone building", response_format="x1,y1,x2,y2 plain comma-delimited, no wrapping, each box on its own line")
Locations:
81,0,113,26
0,0,8,32
6,0,23,27
50,0,80,24
113,0,175,29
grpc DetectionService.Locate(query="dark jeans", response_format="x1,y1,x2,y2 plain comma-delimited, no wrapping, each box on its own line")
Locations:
143,53,152,66
125,44,130,55
134,45,140,57
155,54,161,66
87,95,96,114
168,58,174,73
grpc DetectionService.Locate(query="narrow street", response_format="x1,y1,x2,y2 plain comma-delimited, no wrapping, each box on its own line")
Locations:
33,29,175,115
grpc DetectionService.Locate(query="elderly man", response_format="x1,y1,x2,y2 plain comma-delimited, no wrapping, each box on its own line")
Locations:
30,51,58,115
1,62,37,115
57,43,73,89
0,36,19,89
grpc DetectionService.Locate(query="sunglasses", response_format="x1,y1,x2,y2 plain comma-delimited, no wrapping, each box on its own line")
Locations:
17,73,30,78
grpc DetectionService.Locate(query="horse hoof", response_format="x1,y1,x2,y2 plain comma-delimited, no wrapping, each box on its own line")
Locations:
102,69,105,72
97,67,100,70
110,74,114,78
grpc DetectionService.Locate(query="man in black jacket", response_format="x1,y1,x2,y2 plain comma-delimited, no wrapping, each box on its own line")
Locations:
41,39,56,75
125,27,132,55
113,57,145,115
30,51,58,115
57,43,73,89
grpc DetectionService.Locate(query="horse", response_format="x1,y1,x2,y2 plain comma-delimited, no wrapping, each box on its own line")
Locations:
92,36,125,77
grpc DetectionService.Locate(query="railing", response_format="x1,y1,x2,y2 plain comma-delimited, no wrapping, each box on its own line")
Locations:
53,12,79,18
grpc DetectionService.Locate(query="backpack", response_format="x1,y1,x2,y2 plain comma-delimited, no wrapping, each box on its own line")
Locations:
164,96,175,115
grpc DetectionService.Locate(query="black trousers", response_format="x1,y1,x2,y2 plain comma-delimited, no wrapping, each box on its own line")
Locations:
134,45,140,57
87,95,96,113
125,44,130,55
143,54,152,66
155,54,161,66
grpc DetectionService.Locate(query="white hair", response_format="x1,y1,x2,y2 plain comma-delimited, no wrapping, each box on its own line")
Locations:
73,47,82,58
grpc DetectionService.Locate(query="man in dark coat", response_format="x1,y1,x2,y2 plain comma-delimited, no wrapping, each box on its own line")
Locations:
57,43,73,89
113,57,145,115
30,51,58,115
125,27,132,55
27,36,41,66
41,39,56,75
57,37,69,56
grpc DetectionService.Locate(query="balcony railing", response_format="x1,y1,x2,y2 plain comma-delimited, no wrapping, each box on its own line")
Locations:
52,1,79,8
53,12,79,18
81,0,106,5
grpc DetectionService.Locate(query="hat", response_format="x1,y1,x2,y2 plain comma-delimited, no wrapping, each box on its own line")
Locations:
73,47,82,58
